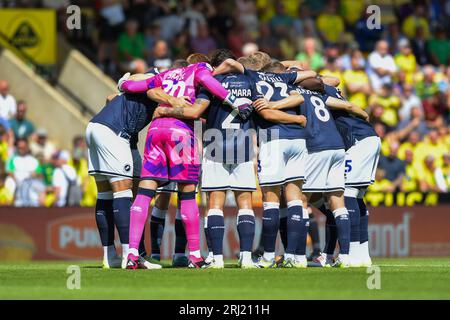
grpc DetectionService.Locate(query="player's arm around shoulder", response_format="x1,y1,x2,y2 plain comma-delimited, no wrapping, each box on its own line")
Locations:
254,91,304,111
325,96,369,121
153,98,210,120
294,70,317,83
146,88,193,109
213,58,245,75
254,98,307,127
321,75,340,87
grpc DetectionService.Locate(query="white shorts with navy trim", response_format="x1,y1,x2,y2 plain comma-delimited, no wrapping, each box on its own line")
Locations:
86,122,140,179
201,158,257,191
345,136,381,187
303,148,345,193
257,139,307,187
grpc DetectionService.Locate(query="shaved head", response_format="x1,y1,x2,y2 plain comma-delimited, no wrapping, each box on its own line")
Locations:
0,80,9,96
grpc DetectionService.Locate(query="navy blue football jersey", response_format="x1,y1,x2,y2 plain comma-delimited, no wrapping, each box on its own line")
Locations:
198,73,255,163
90,93,156,148
245,69,302,141
325,85,378,150
296,87,345,152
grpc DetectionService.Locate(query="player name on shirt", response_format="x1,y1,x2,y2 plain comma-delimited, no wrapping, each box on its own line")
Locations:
198,73,255,164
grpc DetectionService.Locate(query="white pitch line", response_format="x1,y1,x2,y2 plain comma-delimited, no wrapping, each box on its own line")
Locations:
376,264,450,268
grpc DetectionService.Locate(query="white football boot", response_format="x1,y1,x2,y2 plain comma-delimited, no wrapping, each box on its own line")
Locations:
349,242,363,267
359,241,372,267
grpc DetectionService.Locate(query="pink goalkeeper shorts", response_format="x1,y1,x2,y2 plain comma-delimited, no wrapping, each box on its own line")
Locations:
141,122,200,184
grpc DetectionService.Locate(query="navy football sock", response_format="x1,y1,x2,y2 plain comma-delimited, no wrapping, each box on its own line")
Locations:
262,202,280,253
113,190,132,245
204,216,213,253
207,210,225,255
333,208,350,254
318,204,337,255
279,208,288,250
150,215,165,255
237,210,255,252
358,198,369,243
285,201,303,255
174,216,187,254
308,212,321,254
95,198,115,246
295,207,309,256
345,196,360,243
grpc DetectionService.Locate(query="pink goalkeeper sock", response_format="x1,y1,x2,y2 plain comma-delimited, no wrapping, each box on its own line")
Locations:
129,194,152,251
179,198,201,255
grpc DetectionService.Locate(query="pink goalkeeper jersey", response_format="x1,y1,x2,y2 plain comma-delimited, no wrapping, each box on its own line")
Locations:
148,62,214,132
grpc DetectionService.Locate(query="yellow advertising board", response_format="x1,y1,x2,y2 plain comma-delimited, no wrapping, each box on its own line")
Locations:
0,9,56,65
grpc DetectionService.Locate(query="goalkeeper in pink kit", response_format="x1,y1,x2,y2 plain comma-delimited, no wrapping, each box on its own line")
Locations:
120,58,252,268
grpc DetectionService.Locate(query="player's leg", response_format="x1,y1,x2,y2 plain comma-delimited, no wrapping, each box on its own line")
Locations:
358,188,372,266
109,177,134,267
235,190,256,268
203,193,214,264
344,187,362,267
282,180,308,268
126,179,163,269
256,139,284,268
86,122,130,268
127,126,168,269
173,199,189,267
326,191,351,268
177,183,205,268
307,205,321,260
153,182,188,267
205,190,226,268
279,187,288,253
132,177,147,258
282,138,309,267
149,191,171,261
310,195,335,267
257,185,280,268
94,176,120,268
226,160,258,268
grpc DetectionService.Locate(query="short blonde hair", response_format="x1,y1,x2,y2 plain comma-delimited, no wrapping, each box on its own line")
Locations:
249,51,272,70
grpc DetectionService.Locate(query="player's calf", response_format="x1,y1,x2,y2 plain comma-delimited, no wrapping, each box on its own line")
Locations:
261,201,280,263
178,188,203,264
237,209,256,268
344,187,363,267
149,206,167,261
358,189,372,267
173,208,189,267
206,208,225,268
95,190,120,268
111,178,134,268
127,187,156,268
327,192,351,267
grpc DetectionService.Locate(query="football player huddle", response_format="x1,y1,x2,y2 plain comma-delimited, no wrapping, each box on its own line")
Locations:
86,49,380,270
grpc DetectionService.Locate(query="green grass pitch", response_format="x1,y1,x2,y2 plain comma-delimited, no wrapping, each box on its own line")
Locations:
1,258,450,299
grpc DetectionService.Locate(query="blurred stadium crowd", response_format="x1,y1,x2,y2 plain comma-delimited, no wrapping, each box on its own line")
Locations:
0,0,449,207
